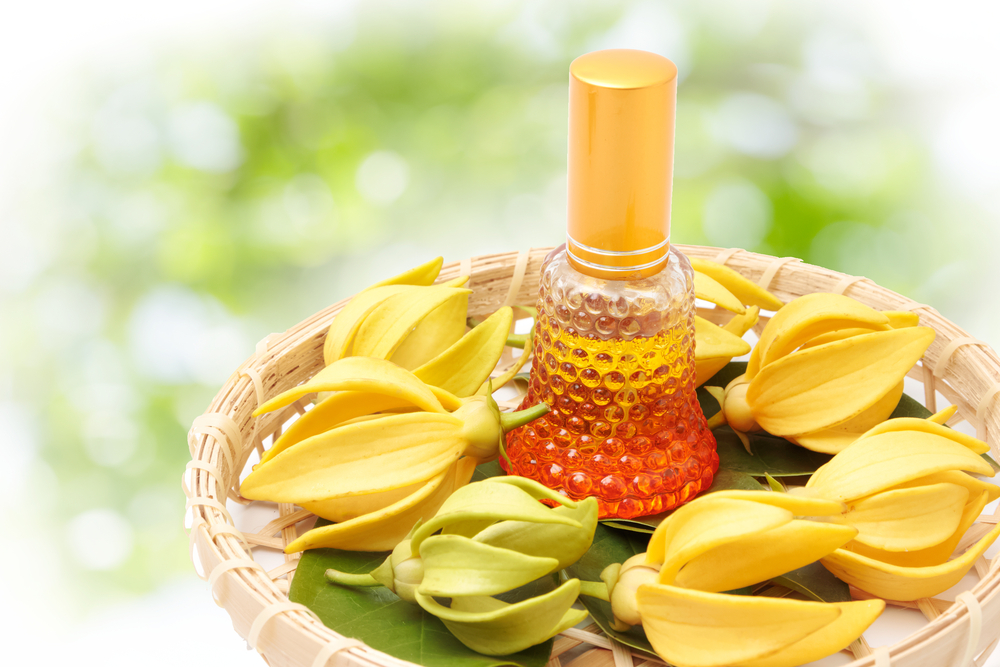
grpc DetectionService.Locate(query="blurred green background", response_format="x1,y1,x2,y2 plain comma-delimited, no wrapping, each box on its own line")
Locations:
2,0,999,664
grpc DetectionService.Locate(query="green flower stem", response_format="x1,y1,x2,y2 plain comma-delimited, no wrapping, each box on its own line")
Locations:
505,333,529,349
706,411,726,430
500,402,550,433
326,569,381,587
577,580,610,602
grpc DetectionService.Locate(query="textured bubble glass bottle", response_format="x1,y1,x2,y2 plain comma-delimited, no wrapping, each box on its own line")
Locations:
502,49,717,519
503,245,717,519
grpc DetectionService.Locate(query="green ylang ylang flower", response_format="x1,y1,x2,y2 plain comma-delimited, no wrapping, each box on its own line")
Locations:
325,476,599,656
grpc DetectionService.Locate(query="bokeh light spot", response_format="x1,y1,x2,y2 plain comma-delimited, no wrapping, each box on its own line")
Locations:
702,179,772,250
356,150,410,206
712,93,798,158
67,509,134,571
168,102,244,173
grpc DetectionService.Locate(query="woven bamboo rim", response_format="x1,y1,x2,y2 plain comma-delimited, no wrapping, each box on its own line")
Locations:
183,245,1000,667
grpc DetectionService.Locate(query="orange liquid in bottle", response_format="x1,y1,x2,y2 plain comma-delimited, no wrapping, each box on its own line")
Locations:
503,247,718,519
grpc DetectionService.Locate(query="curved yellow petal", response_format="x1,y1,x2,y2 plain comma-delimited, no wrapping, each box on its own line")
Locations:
299,480,425,523
240,412,464,503
789,381,903,453
286,458,477,552
928,404,959,424
806,431,995,502
675,520,858,593
636,584,840,667
261,391,416,464
369,256,444,289
821,522,1000,601
846,489,992,568
709,490,845,516
414,307,513,397
354,287,471,369
741,599,885,667
696,307,759,387
694,316,752,360
690,258,784,311
323,285,414,365
857,417,990,455
254,356,446,417
747,327,935,436
747,293,890,378
898,470,1000,504
646,497,792,582
799,311,919,350
390,289,470,370
694,272,746,314
845,483,969,551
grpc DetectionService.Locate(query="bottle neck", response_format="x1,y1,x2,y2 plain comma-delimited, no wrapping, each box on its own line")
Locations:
565,235,670,281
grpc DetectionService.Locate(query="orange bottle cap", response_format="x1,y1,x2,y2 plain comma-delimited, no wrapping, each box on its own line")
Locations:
566,49,678,281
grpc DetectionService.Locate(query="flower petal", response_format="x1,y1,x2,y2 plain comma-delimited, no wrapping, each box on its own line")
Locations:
789,381,903,453
694,272,746,314
845,489,992,568
821,522,1000,601
747,327,934,435
856,417,990,455
747,293,890,378
355,287,472,369
689,259,784,311
636,583,840,667
414,307,513,397
418,534,559,597
415,579,588,655
806,430,995,502
240,412,464,502
286,458,477,552
739,599,885,667
646,497,792,583
845,483,969,552
254,356,447,417
675,520,858,593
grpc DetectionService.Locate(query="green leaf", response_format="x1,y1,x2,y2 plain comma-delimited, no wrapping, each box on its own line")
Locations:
289,525,555,667
888,392,931,419
772,563,851,603
700,361,748,392
598,468,765,534
472,460,505,481
563,525,658,658
889,394,999,472
715,427,833,477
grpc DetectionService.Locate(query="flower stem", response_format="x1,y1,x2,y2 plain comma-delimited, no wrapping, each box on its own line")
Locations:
500,402,550,433
505,333,529,349
325,569,381,587
578,580,610,601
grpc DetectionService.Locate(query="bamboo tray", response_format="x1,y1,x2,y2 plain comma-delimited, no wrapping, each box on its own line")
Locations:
184,245,1000,667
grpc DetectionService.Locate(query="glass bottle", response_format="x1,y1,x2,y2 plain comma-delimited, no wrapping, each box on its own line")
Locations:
503,50,717,519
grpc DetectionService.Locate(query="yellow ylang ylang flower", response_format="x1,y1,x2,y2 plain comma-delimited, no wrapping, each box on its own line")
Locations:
716,292,934,453
257,307,515,466
323,256,471,368
806,415,1000,601
240,356,550,552
325,477,598,656
689,258,783,388
584,490,883,667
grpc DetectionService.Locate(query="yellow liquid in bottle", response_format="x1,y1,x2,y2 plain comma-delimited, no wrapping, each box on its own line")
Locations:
504,246,718,519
